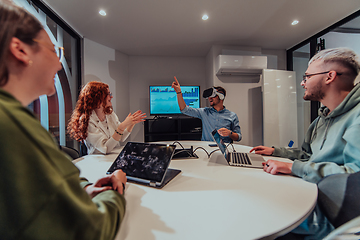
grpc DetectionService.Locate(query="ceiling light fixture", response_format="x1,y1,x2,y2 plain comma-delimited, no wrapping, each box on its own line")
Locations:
202,14,209,20
99,10,107,16
291,20,299,26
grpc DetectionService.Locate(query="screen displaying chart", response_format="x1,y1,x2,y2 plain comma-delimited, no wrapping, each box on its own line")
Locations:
149,86,200,115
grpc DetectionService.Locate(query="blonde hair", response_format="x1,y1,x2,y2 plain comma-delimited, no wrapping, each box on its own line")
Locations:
309,47,360,78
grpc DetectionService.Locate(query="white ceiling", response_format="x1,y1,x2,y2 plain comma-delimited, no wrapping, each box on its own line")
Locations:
43,0,360,57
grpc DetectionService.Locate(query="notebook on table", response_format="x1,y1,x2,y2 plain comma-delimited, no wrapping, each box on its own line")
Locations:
211,129,265,168
107,142,181,188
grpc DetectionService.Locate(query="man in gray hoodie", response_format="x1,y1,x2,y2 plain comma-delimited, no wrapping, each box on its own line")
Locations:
251,47,360,239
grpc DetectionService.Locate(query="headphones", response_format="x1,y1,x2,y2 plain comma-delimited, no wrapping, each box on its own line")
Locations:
203,87,225,100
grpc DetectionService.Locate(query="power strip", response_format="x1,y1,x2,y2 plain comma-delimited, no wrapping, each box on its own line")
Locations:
172,146,198,159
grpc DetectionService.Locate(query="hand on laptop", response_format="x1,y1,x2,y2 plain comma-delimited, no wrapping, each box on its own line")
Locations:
85,176,115,198
250,146,274,156
218,128,231,137
85,170,127,197
111,170,127,195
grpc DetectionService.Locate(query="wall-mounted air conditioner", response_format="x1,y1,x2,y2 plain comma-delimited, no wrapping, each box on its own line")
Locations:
215,55,267,76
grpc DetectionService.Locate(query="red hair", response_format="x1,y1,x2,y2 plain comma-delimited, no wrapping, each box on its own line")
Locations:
67,81,113,142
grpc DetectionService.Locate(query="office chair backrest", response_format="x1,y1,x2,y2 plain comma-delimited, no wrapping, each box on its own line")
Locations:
317,171,360,228
59,146,79,160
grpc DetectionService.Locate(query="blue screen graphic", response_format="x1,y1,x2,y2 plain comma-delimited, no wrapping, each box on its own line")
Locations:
150,86,200,115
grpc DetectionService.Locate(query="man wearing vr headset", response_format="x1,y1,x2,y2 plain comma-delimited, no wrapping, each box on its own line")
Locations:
172,77,241,143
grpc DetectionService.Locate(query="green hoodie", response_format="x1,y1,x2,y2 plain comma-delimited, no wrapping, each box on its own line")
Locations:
273,83,360,184
0,89,126,239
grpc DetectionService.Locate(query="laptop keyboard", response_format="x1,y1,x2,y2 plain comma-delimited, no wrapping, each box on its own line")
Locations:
231,152,252,165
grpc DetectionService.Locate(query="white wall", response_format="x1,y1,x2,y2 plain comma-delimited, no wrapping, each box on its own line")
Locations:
83,39,288,146
83,38,130,122
83,40,206,143
206,45,286,147
128,56,206,142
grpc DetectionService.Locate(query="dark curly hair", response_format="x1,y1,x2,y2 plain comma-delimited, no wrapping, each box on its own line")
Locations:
67,81,113,142
214,86,226,98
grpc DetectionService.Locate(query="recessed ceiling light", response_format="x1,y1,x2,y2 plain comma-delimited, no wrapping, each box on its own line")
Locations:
291,20,299,26
202,14,209,20
99,10,107,16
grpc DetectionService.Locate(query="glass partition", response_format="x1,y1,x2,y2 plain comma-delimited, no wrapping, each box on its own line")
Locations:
321,17,360,83
13,0,81,149
287,10,360,138
292,43,311,146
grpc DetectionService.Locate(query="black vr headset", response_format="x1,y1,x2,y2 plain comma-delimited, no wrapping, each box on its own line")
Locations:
203,87,225,100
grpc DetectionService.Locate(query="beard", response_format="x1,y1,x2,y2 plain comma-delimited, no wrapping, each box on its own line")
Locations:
209,98,219,106
303,81,325,101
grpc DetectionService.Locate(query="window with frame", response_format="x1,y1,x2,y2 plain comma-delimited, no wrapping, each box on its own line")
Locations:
14,0,81,149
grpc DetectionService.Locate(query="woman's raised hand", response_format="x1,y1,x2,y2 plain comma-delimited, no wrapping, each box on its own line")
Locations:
122,110,146,128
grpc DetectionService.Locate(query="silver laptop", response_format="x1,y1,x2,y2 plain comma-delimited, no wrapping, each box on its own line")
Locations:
211,129,265,168
107,142,181,188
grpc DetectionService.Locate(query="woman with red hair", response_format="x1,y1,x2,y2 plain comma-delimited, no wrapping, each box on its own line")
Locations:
68,81,146,154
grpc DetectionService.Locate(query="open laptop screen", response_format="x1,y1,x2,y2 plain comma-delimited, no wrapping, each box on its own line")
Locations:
107,142,176,183
211,129,228,158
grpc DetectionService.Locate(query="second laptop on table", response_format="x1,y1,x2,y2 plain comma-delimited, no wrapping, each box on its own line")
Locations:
211,129,265,168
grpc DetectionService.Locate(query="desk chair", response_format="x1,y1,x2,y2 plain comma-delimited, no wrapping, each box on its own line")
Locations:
59,145,79,160
317,171,360,228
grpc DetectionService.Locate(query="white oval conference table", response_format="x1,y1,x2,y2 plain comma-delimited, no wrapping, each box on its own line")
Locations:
74,141,317,240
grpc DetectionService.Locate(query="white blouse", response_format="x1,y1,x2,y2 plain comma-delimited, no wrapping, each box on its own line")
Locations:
85,110,130,154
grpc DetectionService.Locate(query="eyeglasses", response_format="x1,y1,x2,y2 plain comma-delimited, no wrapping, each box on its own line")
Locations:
108,92,113,97
32,39,65,62
302,71,342,83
